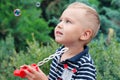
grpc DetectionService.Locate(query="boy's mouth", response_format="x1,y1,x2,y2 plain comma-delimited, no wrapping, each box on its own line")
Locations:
56,31,63,35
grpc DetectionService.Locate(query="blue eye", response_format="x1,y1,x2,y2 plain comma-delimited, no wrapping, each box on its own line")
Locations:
66,20,71,23
58,19,72,24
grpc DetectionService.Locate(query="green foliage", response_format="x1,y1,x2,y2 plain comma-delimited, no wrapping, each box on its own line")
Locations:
0,0,52,51
1,0,120,50
0,35,17,80
89,35,120,80
0,0,120,80
0,35,59,80
0,34,15,61
0,34,120,80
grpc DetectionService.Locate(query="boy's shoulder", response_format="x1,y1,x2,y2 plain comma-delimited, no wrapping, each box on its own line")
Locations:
81,52,93,62
79,53,95,65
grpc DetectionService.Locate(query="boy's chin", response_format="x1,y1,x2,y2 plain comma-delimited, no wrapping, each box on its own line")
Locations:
55,40,61,43
55,39,63,44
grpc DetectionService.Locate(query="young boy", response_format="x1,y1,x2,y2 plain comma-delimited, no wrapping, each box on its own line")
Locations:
24,2,100,80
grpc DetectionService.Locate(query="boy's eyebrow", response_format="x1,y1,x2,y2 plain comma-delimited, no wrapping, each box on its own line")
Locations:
59,16,73,21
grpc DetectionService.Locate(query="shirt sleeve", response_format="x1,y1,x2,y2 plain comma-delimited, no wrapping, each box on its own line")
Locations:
75,62,96,80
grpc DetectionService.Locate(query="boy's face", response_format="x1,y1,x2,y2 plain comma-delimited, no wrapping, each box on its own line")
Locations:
54,8,88,45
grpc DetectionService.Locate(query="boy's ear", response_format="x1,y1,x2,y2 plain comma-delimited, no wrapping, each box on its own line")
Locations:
79,29,93,40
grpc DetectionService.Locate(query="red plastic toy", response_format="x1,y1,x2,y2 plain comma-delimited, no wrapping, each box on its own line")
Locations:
13,64,39,78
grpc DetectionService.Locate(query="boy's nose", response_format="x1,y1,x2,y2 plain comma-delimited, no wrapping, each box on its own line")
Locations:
56,22,63,29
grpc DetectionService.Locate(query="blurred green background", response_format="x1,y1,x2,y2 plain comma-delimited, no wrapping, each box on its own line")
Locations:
0,0,120,80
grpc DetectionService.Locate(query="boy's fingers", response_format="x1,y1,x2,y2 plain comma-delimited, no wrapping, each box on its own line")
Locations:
37,67,43,73
27,66,39,74
24,66,48,80
20,64,28,68
24,69,35,79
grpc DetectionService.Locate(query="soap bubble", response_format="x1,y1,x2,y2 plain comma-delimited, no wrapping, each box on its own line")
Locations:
14,9,21,16
36,2,41,7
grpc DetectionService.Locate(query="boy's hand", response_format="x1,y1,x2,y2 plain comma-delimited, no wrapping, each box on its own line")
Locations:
23,65,48,80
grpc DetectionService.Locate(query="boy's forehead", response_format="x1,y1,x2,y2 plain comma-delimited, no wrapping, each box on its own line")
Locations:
61,8,87,21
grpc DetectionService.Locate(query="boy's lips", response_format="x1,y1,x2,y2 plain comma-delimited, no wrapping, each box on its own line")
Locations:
56,31,63,35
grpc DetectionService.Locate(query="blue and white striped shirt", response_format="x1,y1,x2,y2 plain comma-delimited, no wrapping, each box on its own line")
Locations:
48,46,96,80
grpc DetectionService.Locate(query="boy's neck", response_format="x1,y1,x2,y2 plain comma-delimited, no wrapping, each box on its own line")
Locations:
60,44,85,62
65,45,84,56
65,42,85,53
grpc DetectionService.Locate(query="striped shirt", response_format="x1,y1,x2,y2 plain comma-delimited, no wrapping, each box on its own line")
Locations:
48,46,96,80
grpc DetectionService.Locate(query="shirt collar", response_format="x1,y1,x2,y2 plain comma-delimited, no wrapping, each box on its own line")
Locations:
66,46,89,62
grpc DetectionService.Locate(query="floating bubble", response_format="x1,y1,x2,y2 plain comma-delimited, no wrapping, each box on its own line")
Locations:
14,9,21,16
36,2,41,7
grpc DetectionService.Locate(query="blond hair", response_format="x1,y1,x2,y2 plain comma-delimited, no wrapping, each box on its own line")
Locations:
67,2,100,38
